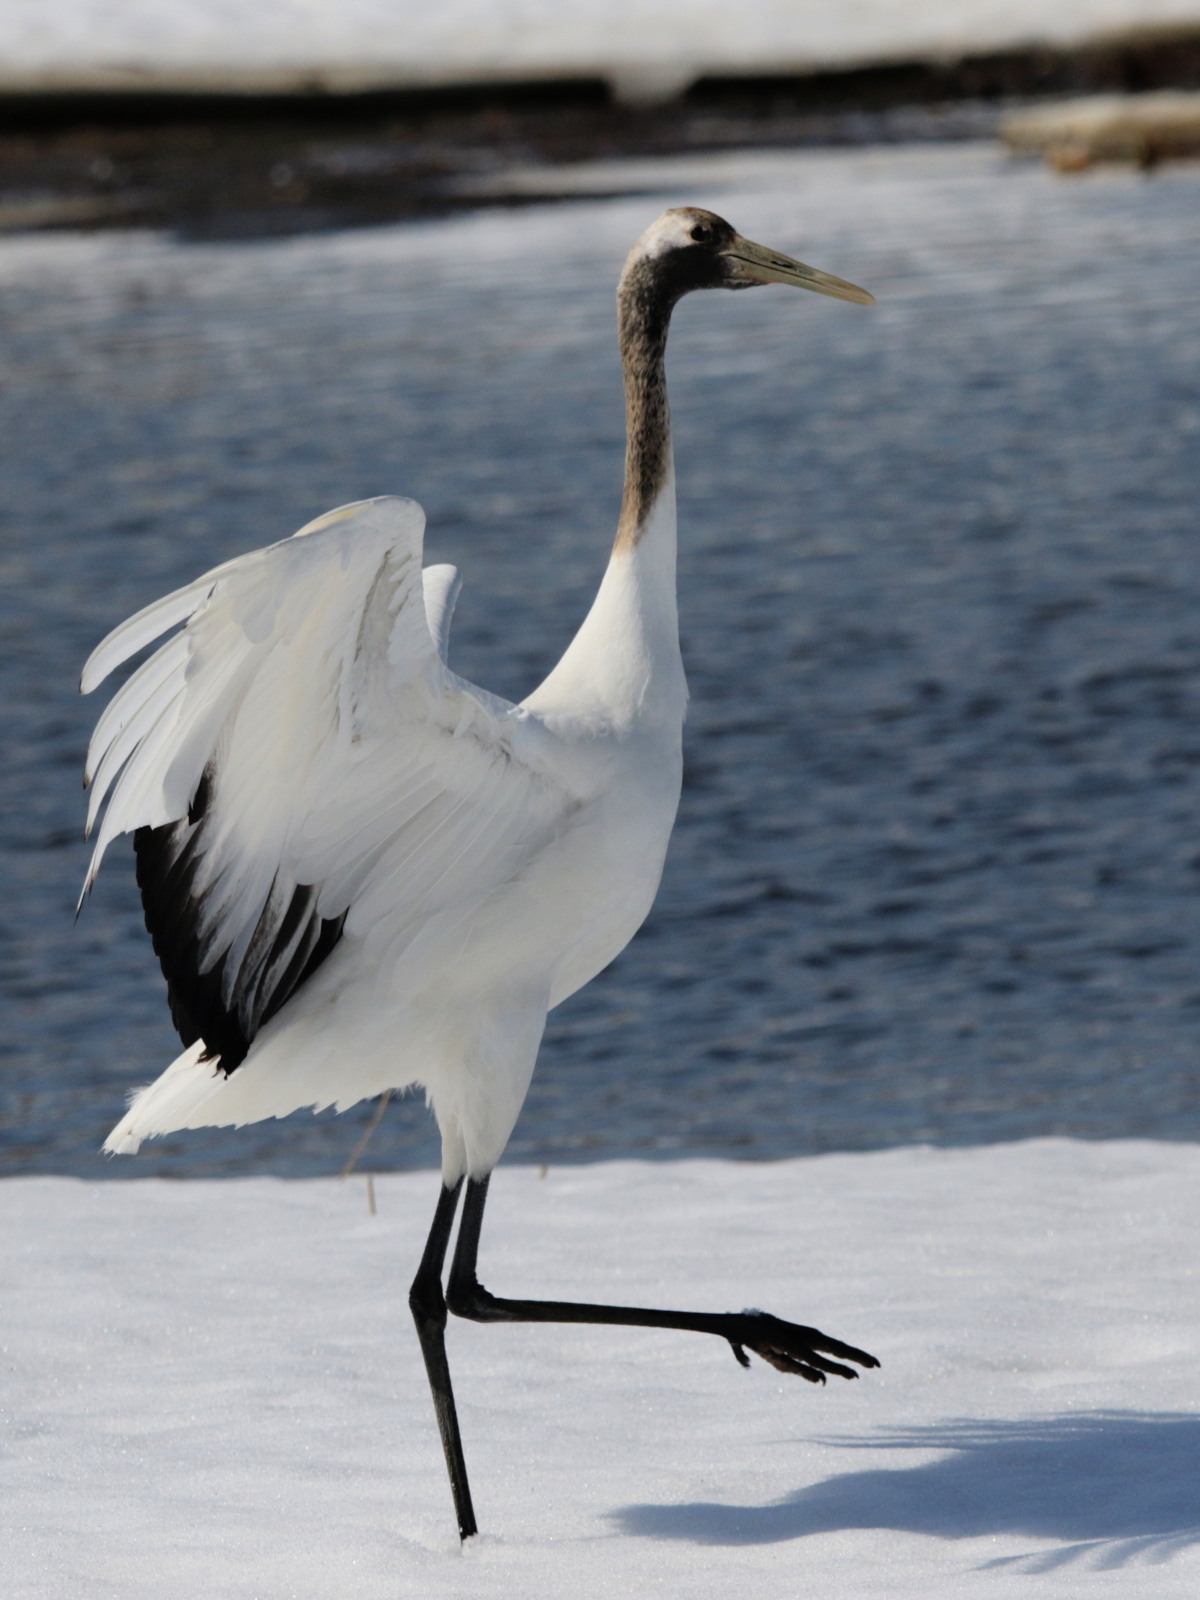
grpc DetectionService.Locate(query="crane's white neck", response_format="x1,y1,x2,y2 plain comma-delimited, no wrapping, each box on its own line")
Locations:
525,469,682,731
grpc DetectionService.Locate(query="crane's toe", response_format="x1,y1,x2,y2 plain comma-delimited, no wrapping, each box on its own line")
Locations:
727,1309,879,1381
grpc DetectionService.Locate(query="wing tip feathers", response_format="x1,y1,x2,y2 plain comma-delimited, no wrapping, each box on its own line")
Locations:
102,1039,222,1155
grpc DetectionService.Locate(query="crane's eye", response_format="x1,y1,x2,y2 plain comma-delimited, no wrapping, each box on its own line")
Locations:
689,223,713,243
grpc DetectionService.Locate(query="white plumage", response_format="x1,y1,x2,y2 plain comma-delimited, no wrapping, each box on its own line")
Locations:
84,488,685,1179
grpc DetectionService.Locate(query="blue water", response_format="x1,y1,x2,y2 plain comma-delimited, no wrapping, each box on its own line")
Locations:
3,144,1200,1176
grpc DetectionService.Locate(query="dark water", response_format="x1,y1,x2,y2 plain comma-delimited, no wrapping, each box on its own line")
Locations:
3,144,1200,1177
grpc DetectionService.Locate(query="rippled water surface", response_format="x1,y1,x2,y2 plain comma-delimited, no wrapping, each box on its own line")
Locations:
4,144,1200,1176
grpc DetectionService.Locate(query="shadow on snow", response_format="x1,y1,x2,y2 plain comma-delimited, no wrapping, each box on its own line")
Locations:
613,1412,1200,1570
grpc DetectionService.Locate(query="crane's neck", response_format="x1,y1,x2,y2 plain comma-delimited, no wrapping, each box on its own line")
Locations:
524,262,686,733
614,267,675,554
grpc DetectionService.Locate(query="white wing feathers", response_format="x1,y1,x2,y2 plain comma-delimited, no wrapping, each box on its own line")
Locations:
420,563,463,664
81,496,575,1062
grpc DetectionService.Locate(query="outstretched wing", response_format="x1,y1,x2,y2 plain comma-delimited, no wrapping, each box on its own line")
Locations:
81,496,574,1072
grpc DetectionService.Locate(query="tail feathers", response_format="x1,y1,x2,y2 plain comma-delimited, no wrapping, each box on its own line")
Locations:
103,1040,224,1154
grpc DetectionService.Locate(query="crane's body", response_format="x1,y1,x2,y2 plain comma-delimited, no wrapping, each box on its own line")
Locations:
81,207,879,1539
91,483,685,1180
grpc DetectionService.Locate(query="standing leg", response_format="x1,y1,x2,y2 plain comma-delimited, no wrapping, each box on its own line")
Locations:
408,1178,477,1540
447,1173,877,1380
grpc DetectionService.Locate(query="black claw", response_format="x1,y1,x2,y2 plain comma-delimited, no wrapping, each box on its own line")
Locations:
801,1352,860,1380
730,1310,878,1381
729,1339,751,1368
756,1347,827,1382
811,1331,880,1369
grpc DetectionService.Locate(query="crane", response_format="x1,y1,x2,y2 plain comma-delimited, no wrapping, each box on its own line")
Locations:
81,207,879,1538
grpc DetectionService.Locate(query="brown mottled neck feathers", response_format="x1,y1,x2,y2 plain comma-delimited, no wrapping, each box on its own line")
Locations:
614,258,677,553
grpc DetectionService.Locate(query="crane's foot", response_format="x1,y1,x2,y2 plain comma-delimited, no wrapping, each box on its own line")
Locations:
724,1309,879,1383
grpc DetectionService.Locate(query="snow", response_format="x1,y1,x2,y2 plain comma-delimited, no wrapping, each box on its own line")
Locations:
1,1,1198,99
4,1140,1199,1595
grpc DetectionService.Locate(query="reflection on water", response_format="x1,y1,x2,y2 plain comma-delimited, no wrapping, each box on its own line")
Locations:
2,145,1200,1176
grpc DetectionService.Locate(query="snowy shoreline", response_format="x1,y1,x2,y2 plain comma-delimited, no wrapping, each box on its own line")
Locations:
1,1,1198,101
5,1140,1199,1596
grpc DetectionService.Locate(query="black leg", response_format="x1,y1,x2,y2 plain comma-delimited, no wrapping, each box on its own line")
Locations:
446,1174,879,1382
408,1178,478,1540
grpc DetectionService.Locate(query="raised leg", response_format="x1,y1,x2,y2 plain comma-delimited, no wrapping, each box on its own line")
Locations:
446,1174,878,1382
408,1178,477,1540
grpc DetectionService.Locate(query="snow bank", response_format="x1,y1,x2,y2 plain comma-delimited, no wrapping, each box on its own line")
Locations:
4,1141,1199,1595
0,1,1198,100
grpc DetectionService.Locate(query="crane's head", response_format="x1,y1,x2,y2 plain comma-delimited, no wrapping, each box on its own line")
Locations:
622,207,874,307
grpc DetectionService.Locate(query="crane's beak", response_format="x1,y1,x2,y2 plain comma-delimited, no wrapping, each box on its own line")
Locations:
725,236,875,305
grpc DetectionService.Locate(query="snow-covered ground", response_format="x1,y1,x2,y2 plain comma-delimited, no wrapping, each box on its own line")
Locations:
1,1,1198,99
4,1141,1198,1596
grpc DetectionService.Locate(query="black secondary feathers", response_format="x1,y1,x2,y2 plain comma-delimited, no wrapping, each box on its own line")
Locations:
134,770,345,1074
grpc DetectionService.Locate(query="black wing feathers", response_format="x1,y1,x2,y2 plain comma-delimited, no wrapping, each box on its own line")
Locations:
134,770,345,1074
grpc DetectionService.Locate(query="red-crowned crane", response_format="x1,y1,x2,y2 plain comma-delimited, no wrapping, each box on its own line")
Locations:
81,208,878,1538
